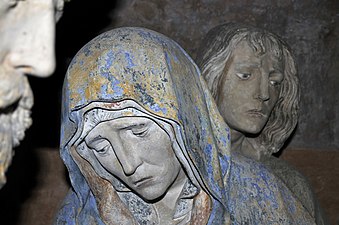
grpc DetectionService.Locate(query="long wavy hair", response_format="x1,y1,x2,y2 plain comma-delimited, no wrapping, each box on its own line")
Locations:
196,23,299,156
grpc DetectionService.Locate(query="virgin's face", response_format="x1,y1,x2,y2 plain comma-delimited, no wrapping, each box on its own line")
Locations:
216,40,284,135
84,116,183,201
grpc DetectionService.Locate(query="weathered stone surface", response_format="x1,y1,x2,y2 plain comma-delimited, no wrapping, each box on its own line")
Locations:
109,0,338,150
281,148,339,225
56,27,319,224
2,1,335,224
3,147,337,225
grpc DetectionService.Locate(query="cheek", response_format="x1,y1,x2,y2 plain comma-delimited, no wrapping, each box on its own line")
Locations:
170,156,181,173
151,138,179,175
217,79,231,101
268,87,281,106
96,154,122,176
148,142,173,164
147,131,173,156
217,87,244,114
162,148,181,182
218,77,251,105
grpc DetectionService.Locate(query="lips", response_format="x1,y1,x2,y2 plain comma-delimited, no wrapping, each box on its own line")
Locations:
133,176,153,187
0,69,33,110
247,109,266,118
0,81,22,109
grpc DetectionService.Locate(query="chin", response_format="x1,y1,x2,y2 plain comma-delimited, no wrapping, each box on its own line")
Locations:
245,127,264,135
241,118,267,135
236,123,265,136
137,185,168,202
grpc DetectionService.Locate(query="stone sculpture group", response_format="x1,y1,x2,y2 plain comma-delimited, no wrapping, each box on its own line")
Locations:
0,1,327,224
55,27,325,224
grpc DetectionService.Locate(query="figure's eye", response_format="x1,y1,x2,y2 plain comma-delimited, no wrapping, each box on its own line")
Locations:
96,144,111,154
131,126,149,137
7,0,20,8
236,72,252,80
89,139,111,155
269,72,284,87
269,80,281,86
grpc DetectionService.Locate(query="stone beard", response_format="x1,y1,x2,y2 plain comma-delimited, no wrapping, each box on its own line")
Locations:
0,66,33,187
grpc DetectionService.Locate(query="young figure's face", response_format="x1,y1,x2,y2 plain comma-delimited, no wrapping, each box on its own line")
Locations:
216,40,284,135
85,117,183,201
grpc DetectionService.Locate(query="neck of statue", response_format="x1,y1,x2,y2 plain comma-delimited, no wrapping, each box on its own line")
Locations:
230,129,262,161
154,168,187,224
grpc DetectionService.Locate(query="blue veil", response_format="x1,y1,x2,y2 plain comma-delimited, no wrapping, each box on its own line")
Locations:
56,27,230,224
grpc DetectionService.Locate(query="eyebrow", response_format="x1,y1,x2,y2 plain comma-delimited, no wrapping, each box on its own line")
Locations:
85,135,105,147
116,122,148,131
85,119,151,143
270,69,283,74
235,62,261,69
111,118,151,130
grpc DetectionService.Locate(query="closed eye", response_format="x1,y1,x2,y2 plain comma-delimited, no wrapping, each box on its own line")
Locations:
87,138,112,155
7,0,20,8
131,127,149,137
96,144,111,154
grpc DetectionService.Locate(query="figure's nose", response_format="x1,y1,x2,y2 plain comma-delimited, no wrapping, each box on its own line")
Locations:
5,3,56,77
257,73,270,101
113,141,142,176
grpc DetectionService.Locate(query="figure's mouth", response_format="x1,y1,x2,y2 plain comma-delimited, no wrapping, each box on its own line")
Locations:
133,176,153,187
0,99,20,115
0,92,33,147
247,109,266,118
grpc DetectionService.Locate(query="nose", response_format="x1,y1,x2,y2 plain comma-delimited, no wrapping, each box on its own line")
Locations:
5,3,56,77
113,141,142,176
257,73,270,101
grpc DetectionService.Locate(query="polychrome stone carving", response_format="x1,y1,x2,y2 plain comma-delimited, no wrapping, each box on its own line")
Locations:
55,27,318,224
0,0,64,187
196,22,300,161
197,22,327,224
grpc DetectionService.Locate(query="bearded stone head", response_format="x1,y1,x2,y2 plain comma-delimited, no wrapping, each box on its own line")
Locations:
0,0,66,188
